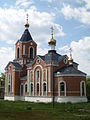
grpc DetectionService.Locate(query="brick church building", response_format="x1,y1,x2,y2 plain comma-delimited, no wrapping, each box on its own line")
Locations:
4,15,87,103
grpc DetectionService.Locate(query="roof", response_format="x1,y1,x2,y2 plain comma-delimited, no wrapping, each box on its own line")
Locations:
20,76,27,80
5,62,22,70
38,50,64,63
20,29,33,42
55,64,86,75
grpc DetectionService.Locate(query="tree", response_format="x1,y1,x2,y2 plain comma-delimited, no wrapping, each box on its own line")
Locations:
86,77,90,100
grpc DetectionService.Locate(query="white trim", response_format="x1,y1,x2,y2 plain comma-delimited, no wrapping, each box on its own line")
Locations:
46,68,47,96
17,46,20,59
59,81,66,96
27,70,29,92
48,67,51,92
23,45,25,55
33,65,43,96
80,81,86,96
55,74,86,77
42,69,43,96
36,69,40,96
33,70,34,96
12,71,14,93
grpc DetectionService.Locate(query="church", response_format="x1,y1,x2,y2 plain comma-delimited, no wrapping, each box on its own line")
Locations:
4,15,88,103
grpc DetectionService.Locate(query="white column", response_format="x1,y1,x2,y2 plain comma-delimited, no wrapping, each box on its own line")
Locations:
23,84,25,96
39,70,40,96
48,66,51,92
42,69,43,96
12,71,14,94
27,70,29,93
5,72,7,94
29,71,31,96
36,70,37,96
33,70,34,96
46,68,47,96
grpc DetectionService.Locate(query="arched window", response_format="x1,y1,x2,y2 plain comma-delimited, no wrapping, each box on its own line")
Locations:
30,47,33,59
43,83,46,92
59,81,66,96
43,83,46,96
20,84,24,96
8,85,10,95
17,47,20,59
25,84,27,94
31,83,33,93
80,81,86,96
37,83,39,93
37,70,40,79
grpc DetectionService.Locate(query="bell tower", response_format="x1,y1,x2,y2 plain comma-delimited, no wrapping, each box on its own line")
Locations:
15,14,37,65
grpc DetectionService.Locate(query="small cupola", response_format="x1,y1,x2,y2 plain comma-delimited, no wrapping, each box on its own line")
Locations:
48,26,56,50
68,47,73,65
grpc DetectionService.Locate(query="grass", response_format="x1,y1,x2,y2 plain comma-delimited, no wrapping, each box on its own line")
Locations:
0,100,90,120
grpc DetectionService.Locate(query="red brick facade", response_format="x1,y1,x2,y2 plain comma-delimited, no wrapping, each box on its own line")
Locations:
4,23,87,103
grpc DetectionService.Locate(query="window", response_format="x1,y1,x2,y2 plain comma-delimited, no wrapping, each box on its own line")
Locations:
23,45,25,55
24,60,26,64
21,84,23,96
37,83,39,92
80,81,86,96
1,81,3,87
60,82,66,96
43,83,46,92
8,85,10,95
60,82,64,92
25,84,27,93
30,47,33,59
31,83,33,93
37,71,40,79
17,47,20,59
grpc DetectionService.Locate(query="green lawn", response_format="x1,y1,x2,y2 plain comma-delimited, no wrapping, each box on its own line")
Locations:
0,100,90,120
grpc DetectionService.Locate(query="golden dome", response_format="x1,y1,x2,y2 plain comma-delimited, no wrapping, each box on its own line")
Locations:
48,26,56,46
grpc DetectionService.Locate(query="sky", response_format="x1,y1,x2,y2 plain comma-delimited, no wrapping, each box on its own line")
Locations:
0,0,90,75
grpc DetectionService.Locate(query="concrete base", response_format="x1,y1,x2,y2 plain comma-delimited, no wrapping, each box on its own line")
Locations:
4,96,20,101
4,96,88,103
25,96,52,103
55,96,88,103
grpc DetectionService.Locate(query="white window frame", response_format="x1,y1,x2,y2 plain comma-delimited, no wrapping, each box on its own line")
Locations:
29,46,34,59
80,81,86,96
59,81,66,96
23,45,25,55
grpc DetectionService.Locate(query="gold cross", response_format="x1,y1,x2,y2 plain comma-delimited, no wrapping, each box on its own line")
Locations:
26,13,29,23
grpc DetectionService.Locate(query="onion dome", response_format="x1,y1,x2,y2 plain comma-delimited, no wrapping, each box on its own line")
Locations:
48,26,56,46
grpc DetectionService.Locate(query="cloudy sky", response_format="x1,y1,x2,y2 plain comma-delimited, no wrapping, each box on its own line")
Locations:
0,0,90,75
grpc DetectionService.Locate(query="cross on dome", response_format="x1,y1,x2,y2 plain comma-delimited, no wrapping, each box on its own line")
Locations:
69,47,73,64
25,13,29,29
